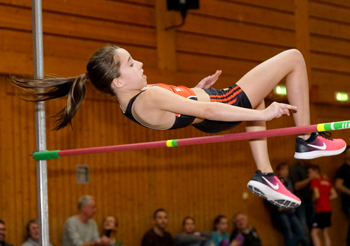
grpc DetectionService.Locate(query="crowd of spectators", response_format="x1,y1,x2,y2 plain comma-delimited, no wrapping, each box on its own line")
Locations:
141,210,262,246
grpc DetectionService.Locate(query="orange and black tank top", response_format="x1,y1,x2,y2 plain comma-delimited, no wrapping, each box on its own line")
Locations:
121,83,197,130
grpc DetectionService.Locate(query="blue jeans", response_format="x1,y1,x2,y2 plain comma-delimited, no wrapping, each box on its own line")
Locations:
272,211,308,246
295,201,315,246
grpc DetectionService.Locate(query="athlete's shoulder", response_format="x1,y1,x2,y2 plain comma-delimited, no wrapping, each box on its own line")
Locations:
135,86,172,107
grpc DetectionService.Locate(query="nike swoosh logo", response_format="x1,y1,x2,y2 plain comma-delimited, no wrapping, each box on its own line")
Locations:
262,176,279,190
307,142,326,150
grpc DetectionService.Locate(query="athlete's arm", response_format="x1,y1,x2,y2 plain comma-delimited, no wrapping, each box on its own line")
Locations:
140,86,296,123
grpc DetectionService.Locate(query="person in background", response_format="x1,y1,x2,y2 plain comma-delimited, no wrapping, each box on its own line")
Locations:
211,215,230,246
308,165,337,246
267,163,308,246
290,160,315,242
62,195,110,246
102,215,124,246
174,216,213,246
0,220,14,246
141,208,174,246
335,146,350,246
230,212,262,246
21,219,54,246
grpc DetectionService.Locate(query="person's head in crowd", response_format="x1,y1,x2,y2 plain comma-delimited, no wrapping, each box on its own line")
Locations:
233,212,249,231
345,146,350,164
213,215,228,233
102,215,118,237
26,219,39,242
307,164,321,180
276,162,289,179
78,195,97,220
153,208,169,231
0,220,6,243
182,216,196,234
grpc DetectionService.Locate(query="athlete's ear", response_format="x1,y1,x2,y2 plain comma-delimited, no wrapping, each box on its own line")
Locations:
112,78,124,88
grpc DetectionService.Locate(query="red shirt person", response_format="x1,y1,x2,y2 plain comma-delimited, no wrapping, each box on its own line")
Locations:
308,165,337,246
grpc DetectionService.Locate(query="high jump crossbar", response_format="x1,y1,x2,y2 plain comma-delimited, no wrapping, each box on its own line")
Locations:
33,120,350,161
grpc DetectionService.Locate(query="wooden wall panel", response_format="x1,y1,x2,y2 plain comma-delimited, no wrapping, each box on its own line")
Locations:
308,0,350,109
193,1,295,30
220,0,294,12
40,10,155,47
176,33,287,61
0,0,156,27
1,0,350,246
178,14,295,47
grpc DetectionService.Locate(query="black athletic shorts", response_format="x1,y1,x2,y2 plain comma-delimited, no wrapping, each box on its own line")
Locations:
192,84,252,133
312,212,331,229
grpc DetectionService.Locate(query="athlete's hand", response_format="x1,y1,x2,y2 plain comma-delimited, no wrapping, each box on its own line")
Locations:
195,70,222,89
263,102,297,121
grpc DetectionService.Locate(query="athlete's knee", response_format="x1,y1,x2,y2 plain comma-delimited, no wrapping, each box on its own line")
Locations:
285,49,306,67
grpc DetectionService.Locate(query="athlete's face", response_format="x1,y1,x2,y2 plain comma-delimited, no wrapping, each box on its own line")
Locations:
114,48,147,89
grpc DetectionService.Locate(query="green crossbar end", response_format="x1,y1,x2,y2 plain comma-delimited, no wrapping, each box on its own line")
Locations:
33,150,61,161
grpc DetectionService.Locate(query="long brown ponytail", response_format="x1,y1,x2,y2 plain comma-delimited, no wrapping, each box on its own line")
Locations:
9,45,121,130
10,74,87,130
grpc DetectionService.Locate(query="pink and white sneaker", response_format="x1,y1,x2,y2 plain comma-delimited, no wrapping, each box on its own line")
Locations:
247,170,301,208
294,132,346,159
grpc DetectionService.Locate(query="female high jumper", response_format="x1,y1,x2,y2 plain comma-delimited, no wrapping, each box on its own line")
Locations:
10,46,346,208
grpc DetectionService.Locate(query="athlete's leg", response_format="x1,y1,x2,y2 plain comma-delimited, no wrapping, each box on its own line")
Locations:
246,100,272,173
242,49,345,207
237,49,310,138
243,50,307,208
246,99,301,208
240,48,345,160
242,50,306,170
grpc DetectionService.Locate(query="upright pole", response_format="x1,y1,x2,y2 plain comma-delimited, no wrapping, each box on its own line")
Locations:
32,0,49,245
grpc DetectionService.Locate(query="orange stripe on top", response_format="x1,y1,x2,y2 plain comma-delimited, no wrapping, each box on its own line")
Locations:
210,88,242,104
208,85,239,98
211,98,237,105
156,83,196,98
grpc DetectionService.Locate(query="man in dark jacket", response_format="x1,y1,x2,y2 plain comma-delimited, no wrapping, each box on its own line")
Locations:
141,208,174,246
